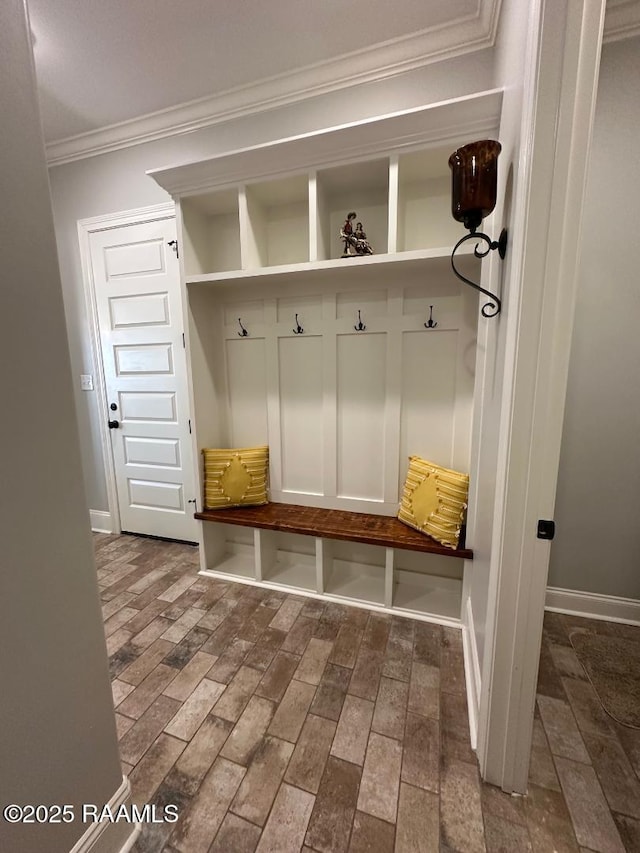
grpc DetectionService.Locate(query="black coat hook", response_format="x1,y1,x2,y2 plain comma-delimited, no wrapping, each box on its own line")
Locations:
354,310,366,331
293,314,304,334
424,305,438,329
237,318,248,337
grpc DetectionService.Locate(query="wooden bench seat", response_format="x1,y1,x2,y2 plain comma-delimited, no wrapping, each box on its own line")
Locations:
195,502,472,560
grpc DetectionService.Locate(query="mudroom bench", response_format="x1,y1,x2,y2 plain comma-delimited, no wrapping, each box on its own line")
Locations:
194,502,472,624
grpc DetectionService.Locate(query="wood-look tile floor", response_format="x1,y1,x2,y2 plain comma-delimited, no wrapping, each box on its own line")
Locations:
96,533,640,852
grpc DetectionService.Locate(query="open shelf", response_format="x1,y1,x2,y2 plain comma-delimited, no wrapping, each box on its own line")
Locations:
393,571,462,622
203,523,256,579
210,548,256,579
396,147,467,252
185,246,479,288
181,188,241,276
324,540,388,606
242,175,309,268
315,159,389,261
259,530,317,591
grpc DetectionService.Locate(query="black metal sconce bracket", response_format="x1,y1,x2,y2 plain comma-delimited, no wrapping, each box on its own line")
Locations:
451,228,507,318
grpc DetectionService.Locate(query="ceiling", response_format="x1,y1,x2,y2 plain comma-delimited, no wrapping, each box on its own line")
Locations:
27,0,640,162
28,0,493,144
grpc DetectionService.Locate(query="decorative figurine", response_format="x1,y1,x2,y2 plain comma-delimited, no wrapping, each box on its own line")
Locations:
340,211,373,257
354,221,372,255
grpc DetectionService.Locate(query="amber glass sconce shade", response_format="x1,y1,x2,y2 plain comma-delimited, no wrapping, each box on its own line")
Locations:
448,139,507,318
449,140,501,232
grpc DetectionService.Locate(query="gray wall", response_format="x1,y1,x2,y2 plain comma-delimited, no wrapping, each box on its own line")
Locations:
549,36,640,601
48,51,494,513
0,1,127,850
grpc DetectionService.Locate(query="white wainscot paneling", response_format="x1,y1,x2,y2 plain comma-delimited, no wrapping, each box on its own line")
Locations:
403,289,461,325
276,294,323,325
279,336,324,495
128,479,183,511
225,337,268,445
337,332,387,501
336,289,388,320
399,330,457,489
104,239,164,278
109,292,170,329
119,392,177,422
124,436,180,468
223,299,265,327
114,343,173,375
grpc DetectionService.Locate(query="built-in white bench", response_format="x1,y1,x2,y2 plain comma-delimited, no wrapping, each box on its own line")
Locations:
196,502,471,624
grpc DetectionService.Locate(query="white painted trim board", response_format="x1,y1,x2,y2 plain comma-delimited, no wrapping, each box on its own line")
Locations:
90,510,113,534
198,568,463,629
476,0,606,794
545,586,640,626
462,596,481,751
67,776,140,853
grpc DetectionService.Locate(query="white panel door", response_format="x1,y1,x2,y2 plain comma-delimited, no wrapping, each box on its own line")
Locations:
91,218,197,542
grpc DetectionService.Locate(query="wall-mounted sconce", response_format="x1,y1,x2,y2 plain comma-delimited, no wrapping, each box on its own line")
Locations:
449,140,507,318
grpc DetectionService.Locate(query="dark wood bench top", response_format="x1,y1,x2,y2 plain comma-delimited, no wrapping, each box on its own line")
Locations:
195,502,472,560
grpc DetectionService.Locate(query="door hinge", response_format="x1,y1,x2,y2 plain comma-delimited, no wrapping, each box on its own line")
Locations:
188,419,192,434
168,239,179,258
537,519,556,541
182,332,186,348
187,498,198,513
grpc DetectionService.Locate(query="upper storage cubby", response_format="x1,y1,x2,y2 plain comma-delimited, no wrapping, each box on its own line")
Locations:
241,174,309,269
150,89,503,282
314,159,389,262
395,146,467,252
181,188,241,276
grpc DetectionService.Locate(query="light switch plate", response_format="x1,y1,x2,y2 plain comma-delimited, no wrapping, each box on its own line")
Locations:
80,374,94,391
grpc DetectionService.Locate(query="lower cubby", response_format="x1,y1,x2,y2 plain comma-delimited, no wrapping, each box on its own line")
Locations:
393,572,462,621
322,540,389,607
258,531,317,592
392,549,463,621
201,523,257,579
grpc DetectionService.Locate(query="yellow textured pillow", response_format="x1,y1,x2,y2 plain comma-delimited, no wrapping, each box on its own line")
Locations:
398,455,469,549
203,446,269,509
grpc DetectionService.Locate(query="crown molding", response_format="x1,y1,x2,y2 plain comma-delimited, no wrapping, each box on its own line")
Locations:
45,0,501,167
147,89,503,198
604,0,640,42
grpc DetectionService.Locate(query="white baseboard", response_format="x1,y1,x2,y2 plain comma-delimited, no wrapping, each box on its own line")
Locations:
69,776,140,853
197,568,462,628
545,586,640,626
462,596,481,751
90,510,114,534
